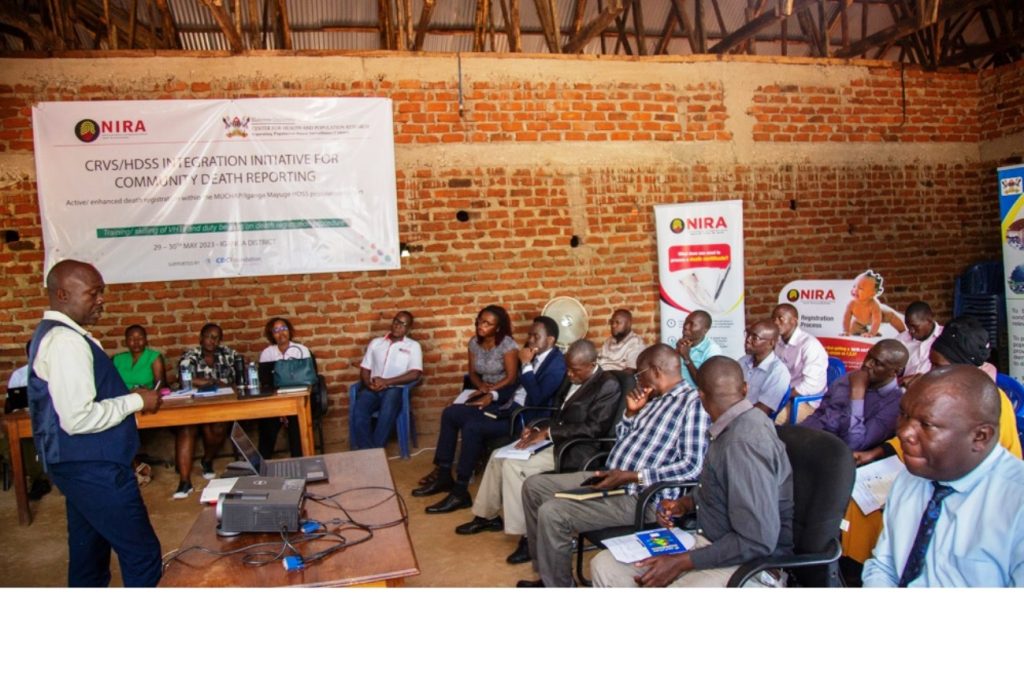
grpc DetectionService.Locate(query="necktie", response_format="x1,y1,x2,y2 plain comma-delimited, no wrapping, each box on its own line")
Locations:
897,481,956,587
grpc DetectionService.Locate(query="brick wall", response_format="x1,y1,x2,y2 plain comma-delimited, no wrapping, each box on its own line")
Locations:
979,59,1024,144
0,54,1009,443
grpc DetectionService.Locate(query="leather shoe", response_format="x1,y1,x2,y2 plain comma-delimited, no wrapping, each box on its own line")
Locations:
425,491,473,514
506,536,532,564
455,516,503,535
516,579,545,588
412,471,453,497
417,466,440,486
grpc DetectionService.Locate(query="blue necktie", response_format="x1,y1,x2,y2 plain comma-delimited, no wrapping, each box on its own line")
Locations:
897,481,955,587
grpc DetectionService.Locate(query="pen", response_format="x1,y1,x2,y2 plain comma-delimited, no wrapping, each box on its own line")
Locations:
153,379,163,390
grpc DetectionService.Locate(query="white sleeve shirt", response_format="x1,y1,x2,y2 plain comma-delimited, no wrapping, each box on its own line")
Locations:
32,310,143,435
775,326,829,401
360,336,423,380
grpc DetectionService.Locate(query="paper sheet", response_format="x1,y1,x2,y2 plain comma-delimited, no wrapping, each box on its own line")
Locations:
603,527,697,564
199,477,238,504
493,438,553,460
851,455,907,515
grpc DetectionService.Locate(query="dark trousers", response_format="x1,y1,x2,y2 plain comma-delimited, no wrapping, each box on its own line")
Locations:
258,416,302,458
351,387,404,449
434,403,513,484
48,460,162,588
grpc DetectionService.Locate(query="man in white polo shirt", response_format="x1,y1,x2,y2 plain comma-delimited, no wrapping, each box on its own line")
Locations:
351,311,423,449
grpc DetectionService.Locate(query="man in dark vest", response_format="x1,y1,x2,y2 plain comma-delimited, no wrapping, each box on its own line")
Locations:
28,259,163,587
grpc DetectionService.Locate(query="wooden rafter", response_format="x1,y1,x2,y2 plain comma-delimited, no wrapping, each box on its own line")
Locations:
414,0,436,51
669,0,699,54
710,0,814,54
473,0,489,52
0,4,64,50
199,0,243,52
276,0,292,49
837,0,993,58
632,0,647,55
533,0,561,52
565,0,623,52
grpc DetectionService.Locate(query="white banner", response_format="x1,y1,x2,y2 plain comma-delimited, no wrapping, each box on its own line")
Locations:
778,274,905,371
32,98,399,283
655,200,745,358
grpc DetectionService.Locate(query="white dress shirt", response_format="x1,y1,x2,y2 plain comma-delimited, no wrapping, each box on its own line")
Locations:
774,326,829,406
897,323,943,378
32,310,143,435
360,335,423,380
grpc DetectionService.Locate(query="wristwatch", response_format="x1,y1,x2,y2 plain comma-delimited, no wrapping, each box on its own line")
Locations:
636,471,647,488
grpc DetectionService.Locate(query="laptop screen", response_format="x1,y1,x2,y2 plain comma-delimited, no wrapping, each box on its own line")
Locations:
230,422,263,474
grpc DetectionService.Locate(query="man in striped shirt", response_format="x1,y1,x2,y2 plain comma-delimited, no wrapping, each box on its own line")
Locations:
517,344,710,587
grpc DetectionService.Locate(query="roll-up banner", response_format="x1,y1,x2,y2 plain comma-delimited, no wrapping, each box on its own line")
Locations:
655,200,745,358
32,98,399,283
1000,164,1024,380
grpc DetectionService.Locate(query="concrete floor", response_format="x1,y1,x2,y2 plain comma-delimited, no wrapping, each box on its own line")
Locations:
0,433,548,588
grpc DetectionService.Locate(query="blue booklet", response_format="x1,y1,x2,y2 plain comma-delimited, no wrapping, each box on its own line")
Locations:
636,528,689,556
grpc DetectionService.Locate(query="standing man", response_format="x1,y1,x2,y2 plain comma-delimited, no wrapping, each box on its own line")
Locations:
738,320,791,417
591,357,793,587
772,303,829,423
351,311,423,450
596,309,646,372
28,260,163,587
676,310,721,389
800,340,909,452
897,301,943,387
863,366,1024,587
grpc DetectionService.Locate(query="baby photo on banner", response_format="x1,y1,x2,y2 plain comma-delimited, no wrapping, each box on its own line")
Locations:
779,270,905,371
655,200,745,358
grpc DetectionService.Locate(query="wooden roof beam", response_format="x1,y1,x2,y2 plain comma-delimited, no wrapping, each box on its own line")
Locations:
836,0,992,58
199,0,243,52
565,0,624,52
710,0,815,54
0,5,65,50
413,0,436,51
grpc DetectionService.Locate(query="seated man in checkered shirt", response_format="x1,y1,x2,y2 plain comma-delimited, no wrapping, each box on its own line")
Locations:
516,343,709,588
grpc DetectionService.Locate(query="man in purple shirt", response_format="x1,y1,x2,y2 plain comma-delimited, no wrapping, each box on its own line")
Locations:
800,339,908,452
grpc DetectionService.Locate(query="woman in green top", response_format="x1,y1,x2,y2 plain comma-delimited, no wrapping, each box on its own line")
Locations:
112,324,166,389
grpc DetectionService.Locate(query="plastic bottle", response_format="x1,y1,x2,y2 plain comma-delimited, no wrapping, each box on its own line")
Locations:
179,360,193,391
247,361,260,393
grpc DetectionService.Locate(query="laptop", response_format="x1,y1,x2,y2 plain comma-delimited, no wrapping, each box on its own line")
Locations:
229,422,329,482
4,386,27,414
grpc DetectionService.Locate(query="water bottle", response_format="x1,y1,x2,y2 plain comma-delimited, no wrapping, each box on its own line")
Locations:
179,360,193,391
247,361,260,393
232,354,245,387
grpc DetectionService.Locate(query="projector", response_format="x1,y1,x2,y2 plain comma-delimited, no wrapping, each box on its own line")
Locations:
216,476,306,534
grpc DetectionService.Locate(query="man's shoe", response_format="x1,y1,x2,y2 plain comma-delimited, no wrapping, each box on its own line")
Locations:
506,536,532,564
28,478,51,501
200,460,216,480
172,481,194,500
425,491,473,514
417,466,440,486
412,471,454,497
455,516,503,535
516,579,545,588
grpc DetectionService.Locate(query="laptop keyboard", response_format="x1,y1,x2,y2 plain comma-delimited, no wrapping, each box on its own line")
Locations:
266,462,305,479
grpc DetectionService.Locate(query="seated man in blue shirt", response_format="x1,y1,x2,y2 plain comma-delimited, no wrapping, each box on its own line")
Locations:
863,365,1024,587
738,320,791,417
676,310,721,389
800,339,908,452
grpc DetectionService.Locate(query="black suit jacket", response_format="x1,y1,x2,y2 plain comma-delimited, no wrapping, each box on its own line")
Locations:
537,368,622,472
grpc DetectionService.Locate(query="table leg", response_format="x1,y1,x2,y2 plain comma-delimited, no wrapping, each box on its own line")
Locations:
297,395,315,456
4,417,31,526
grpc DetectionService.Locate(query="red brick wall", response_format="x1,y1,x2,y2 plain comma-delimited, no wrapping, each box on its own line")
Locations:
979,59,1024,144
0,55,1007,443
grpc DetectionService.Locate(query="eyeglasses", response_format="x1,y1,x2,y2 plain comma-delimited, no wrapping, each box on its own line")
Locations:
272,325,289,334
392,318,409,327
633,366,651,385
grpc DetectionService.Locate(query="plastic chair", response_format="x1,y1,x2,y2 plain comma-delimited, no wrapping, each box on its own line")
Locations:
787,357,846,425
348,379,420,458
996,373,1024,415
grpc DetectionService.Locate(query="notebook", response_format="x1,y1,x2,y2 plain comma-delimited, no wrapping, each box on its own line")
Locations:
229,422,328,482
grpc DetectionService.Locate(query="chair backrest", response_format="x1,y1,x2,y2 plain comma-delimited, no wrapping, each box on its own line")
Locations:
607,370,636,429
996,373,1024,415
312,374,329,419
826,357,846,387
775,425,855,584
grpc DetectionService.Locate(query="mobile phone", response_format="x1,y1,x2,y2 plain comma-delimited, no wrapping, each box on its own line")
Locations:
580,475,602,487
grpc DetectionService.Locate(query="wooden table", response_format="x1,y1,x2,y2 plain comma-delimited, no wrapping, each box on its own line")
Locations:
160,449,419,588
2,388,313,526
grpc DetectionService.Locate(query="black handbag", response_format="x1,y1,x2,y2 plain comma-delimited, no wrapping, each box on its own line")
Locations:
273,346,317,387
